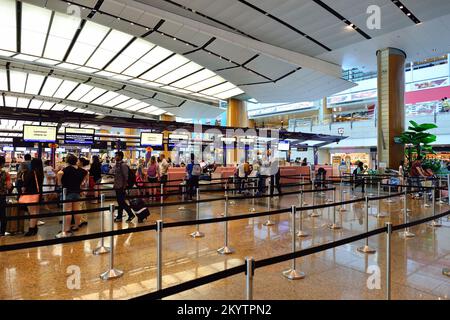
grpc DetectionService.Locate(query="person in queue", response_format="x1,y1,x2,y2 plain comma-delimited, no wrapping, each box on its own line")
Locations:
89,155,102,204
352,161,366,194
258,152,271,196
60,154,87,233
159,153,169,188
77,157,90,229
147,156,160,200
0,156,12,236
23,153,32,170
186,153,200,200
301,158,308,166
410,155,428,196
43,160,56,210
111,151,135,223
136,158,146,196
23,158,44,237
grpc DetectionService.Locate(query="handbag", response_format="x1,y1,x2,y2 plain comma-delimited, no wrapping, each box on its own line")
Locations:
18,172,40,204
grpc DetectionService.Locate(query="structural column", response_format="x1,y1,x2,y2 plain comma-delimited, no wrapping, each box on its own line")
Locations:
227,98,249,165
124,128,138,163
160,114,176,159
376,48,406,169
319,97,332,124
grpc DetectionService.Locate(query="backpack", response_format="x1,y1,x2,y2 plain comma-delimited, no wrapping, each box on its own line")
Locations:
191,164,202,176
147,164,157,178
127,167,136,188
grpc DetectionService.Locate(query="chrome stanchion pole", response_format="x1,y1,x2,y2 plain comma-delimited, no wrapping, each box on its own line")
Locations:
424,181,431,208
386,222,392,300
93,194,110,255
156,220,163,290
160,183,164,220
357,196,376,254
229,179,236,205
310,181,320,217
376,180,387,218
245,257,254,300
385,184,394,203
178,182,186,211
249,181,256,212
100,204,124,280
342,176,347,193
218,194,235,255
190,188,205,237
263,184,275,226
339,182,347,212
56,188,72,238
438,176,445,205
399,189,415,238
283,206,306,280
297,191,309,237
429,187,442,227
328,189,341,230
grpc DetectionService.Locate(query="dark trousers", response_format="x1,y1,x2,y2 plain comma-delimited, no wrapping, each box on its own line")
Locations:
258,175,268,194
115,189,133,218
270,173,282,196
0,196,6,235
187,176,199,199
353,176,365,193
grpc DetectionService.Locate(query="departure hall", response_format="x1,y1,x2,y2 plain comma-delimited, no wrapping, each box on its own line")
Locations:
0,0,449,303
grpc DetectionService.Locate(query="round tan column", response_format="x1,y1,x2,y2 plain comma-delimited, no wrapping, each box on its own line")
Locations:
376,48,406,169
160,114,176,158
226,99,249,164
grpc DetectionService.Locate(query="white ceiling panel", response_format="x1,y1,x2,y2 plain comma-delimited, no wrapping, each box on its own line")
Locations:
215,68,270,85
206,40,256,65
245,55,297,80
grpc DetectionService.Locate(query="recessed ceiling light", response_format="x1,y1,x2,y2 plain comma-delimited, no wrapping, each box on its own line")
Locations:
407,13,411,16
173,37,177,40
399,6,404,9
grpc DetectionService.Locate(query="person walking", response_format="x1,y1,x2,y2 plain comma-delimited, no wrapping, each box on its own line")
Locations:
186,154,200,200
111,151,135,222
23,158,44,237
60,155,87,233
0,156,12,236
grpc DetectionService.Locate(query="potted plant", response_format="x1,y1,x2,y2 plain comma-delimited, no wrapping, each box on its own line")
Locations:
399,120,438,172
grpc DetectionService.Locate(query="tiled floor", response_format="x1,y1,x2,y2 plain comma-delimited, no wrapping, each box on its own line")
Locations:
0,184,449,300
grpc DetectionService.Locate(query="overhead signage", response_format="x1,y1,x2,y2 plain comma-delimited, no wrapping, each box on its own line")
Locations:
140,132,163,147
92,141,108,150
278,140,290,151
2,146,14,151
23,125,57,143
221,137,237,143
111,141,127,150
64,127,95,145
169,134,189,141
297,147,308,152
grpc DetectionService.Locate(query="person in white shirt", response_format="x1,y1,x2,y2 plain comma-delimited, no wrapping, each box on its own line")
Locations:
237,160,246,194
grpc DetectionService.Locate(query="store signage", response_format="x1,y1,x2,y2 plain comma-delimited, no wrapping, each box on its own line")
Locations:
111,141,127,150
297,147,308,152
56,148,66,152
2,146,14,151
81,148,90,153
169,134,189,141
92,141,108,150
23,125,57,143
239,138,255,144
140,132,163,147
278,140,290,151
15,147,27,152
64,128,95,145
91,149,100,153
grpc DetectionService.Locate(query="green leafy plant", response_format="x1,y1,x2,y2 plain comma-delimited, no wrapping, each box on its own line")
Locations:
399,120,438,172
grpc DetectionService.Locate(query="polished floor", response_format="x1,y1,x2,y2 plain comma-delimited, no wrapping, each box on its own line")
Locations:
0,184,449,300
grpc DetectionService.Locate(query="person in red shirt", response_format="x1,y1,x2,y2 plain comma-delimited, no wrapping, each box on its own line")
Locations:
0,156,12,236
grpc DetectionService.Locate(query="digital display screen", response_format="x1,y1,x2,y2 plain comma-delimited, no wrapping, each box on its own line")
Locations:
278,140,290,151
23,125,57,143
111,141,127,150
64,128,95,145
140,132,163,147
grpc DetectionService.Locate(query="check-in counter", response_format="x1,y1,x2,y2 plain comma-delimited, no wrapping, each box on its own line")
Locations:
279,165,311,185
167,167,187,192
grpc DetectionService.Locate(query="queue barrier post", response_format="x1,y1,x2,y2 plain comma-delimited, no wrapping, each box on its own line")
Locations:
423,182,431,208
339,183,347,212
376,180,387,218
438,176,446,205
249,180,256,213
100,204,124,280
160,183,164,220
263,187,275,226
386,222,392,300
341,176,348,194
156,220,163,290
357,196,376,254
429,187,442,227
218,194,235,255
328,189,341,230
93,194,111,255
309,181,321,217
385,184,394,203
399,189,415,238
190,188,205,238
282,205,306,280
245,257,254,300
178,182,186,211
55,188,73,239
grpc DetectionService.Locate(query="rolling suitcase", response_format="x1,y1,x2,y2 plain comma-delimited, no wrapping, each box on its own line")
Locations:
129,198,150,223
6,199,24,235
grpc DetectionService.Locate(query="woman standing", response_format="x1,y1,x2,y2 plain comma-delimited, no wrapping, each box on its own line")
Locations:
61,155,87,233
89,155,102,203
43,160,56,210
147,156,160,200
136,159,146,196
23,159,44,237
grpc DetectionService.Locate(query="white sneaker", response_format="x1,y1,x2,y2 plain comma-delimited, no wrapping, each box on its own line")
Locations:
37,220,45,226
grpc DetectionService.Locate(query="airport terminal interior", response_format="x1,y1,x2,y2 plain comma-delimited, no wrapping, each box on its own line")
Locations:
0,0,450,301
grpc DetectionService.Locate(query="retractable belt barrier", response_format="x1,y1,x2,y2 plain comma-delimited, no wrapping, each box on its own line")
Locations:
1,182,449,300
